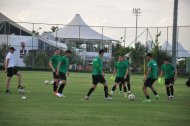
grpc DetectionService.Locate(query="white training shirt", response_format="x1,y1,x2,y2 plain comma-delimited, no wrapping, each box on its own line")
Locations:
5,52,15,68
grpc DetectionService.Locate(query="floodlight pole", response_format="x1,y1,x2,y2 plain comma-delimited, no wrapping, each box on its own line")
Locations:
124,27,126,47
133,8,141,43
172,0,178,68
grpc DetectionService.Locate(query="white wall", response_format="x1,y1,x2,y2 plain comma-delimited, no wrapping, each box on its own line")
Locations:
0,35,38,66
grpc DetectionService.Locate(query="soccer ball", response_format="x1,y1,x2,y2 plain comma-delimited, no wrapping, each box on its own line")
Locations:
18,88,25,94
50,80,54,85
44,80,49,85
128,94,135,101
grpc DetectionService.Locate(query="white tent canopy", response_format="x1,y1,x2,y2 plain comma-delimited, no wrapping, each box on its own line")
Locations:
161,41,190,58
52,14,113,41
37,35,67,50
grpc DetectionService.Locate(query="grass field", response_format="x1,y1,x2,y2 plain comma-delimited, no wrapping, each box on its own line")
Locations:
0,71,190,126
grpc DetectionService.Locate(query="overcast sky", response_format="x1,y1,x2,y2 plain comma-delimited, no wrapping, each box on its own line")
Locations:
0,0,190,51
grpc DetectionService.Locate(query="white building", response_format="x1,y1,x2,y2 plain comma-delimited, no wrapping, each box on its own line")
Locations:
0,12,67,66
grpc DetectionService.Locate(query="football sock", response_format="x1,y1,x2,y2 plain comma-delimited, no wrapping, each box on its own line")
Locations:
112,86,116,92
124,86,127,92
127,83,131,91
119,84,122,91
146,95,150,99
170,86,174,96
87,88,94,96
166,87,170,96
53,82,58,92
58,84,65,94
104,86,108,97
153,91,158,96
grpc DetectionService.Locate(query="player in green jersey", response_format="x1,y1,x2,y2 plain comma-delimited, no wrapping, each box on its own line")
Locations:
160,58,177,100
49,48,61,95
110,55,128,97
142,53,159,103
85,49,112,100
56,50,72,98
119,55,131,94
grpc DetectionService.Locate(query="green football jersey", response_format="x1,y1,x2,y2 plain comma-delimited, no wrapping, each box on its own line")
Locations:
162,64,175,79
115,61,127,77
59,56,69,73
92,56,103,75
124,60,129,72
147,59,158,79
50,55,61,70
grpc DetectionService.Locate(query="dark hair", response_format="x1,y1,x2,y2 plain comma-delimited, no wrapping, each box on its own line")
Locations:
9,47,16,51
99,49,105,54
164,57,170,61
54,48,59,51
66,50,72,54
146,53,152,57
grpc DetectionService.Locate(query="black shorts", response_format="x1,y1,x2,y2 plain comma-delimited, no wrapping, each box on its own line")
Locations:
92,75,106,85
125,75,130,82
165,77,174,85
144,78,156,87
115,77,125,84
7,67,18,77
53,72,59,79
59,72,66,81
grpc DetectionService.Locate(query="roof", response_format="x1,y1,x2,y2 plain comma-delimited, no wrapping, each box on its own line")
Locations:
52,14,113,41
0,12,32,35
161,41,190,58
37,35,67,50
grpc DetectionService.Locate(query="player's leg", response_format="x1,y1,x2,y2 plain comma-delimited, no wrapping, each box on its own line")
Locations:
119,83,122,94
85,75,98,100
123,83,127,97
165,79,171,99
102,82,110,99
87,84,97,96
126,75,131,94
53,72,59,94
6,67,13,94
6,77,12,94
56,72,66,97
149,80,159,99
110,83,119,94
15,70,24,89
99,75,111,99
169,78,175,99
142,78,151,102
110,77,120,95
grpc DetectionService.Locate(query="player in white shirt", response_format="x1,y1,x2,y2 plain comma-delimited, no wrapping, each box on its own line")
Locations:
4,47,24,94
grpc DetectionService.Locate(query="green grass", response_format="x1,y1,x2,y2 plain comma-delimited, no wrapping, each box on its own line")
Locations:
0,71,190,126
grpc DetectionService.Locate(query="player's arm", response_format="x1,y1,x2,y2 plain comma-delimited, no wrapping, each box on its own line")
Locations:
124,68,129,79
113,67,116,77
49,61,55,72
4,58,9,73
99,60,105,77
144,67,151,81
102,71,105,77
56,62,61,75
67,65,69,77
160,70,164,78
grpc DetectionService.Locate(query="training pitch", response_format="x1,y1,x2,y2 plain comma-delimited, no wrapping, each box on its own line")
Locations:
0,71,189,126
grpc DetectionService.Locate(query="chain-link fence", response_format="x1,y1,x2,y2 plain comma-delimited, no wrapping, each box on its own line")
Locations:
0,21,190,73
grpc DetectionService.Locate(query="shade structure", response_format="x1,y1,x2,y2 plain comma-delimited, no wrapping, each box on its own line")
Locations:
52,14,113,41
161,41,190,58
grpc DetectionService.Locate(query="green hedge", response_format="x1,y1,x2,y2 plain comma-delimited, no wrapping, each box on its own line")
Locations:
0,66,189,77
